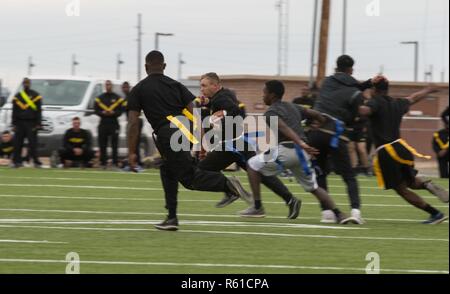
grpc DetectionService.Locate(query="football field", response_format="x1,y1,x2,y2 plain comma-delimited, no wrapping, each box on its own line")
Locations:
0,167,448,274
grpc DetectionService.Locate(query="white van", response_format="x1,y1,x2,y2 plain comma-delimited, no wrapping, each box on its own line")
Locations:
0,76,156,157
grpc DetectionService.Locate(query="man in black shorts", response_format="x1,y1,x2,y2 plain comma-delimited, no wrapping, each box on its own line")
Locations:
127,51,251,231
197,73,301,219
359,79,448,224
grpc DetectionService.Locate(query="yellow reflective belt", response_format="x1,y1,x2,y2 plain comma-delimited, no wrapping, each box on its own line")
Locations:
384,144,414,166
20,91,37,111
182,108,198,130
69,138,84,144
166,115,199,144
434,133,449,150
239,103,245,109
2,146,14,153
373,156,385,189
32,95,42,103
398,139,432,160
14,97,28,110
109,98,125,111
95,98,110,111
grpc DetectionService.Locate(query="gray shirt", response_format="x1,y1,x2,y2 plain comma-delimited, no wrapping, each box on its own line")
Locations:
264,101,307,144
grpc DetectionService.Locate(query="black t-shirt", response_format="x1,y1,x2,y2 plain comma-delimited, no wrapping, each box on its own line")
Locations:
127,74,195,132
94,92,125,124
0,140,14,158
209,88,243,141
63,128,92,151
366,95,410,147
12,89,42,124
264,101,307,144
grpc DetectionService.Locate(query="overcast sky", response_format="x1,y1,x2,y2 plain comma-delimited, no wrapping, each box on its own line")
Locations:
0,0,448,90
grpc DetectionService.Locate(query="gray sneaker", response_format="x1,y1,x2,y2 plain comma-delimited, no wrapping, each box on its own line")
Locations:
425,182,449,203
239,206,266,218
227,176,253,205
216,193,240,208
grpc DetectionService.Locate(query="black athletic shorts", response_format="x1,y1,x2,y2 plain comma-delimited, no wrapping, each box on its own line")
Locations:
373,140,418,190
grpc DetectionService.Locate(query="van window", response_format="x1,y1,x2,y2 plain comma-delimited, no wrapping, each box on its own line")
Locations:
88,84,104,109
30,79,90,106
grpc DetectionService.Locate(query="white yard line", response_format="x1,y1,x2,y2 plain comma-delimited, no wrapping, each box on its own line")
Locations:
0,207,447,223
0,239,67,244
0,258,446,274
0,193,447,208
0,219,365,230
0,224,446,243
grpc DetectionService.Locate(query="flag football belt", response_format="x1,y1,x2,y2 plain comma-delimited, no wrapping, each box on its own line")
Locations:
166,108,199,145
275,141,312,176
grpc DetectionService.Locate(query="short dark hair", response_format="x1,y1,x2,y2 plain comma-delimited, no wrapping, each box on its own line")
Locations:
145,50,165,64
201,72,221,84
336,55,354,72
265,80,285,99
72,117,81,121
122,81,130,86
374,80,390,92
2,130,10,135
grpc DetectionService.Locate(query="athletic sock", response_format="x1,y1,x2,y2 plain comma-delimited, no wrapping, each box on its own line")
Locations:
423,204,440,216
255,200,262,210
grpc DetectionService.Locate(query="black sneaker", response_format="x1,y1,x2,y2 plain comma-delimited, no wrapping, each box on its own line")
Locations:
227,176,253,205
287,197,301,220
423,213,448,225
239,207,266,218
155,218,179,231
425,182,449,203
216,193,240,208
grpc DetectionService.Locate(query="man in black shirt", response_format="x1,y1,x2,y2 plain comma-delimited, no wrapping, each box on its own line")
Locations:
12,78,43,168
127,51,251,231
196,73,301,219
359,79,448,224
95,80,125,168
58,117,94,167
308,55,380,224
433,109,449,178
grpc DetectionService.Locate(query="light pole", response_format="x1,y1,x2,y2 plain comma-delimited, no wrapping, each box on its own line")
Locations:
342,0,347,54
27,56,35,76
155,32,174,51
71,54,79,76
178,53,186,81
117,53,124,80
400,41,419,82
309,0,319,87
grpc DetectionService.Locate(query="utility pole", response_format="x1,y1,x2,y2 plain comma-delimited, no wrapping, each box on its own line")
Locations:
71,54,79,76
177,53,186,81
116,53,124,80
276,0,289,76
137,13,143,81
309,0,319,87
400,41,419,82
27,56,35,76
317,0,331,85
342,0,347,54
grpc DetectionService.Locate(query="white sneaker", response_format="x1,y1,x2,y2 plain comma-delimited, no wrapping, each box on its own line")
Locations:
351,209,365,224
321,210,337,223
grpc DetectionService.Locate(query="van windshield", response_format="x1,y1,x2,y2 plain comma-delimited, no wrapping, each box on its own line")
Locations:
28,79,90,106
